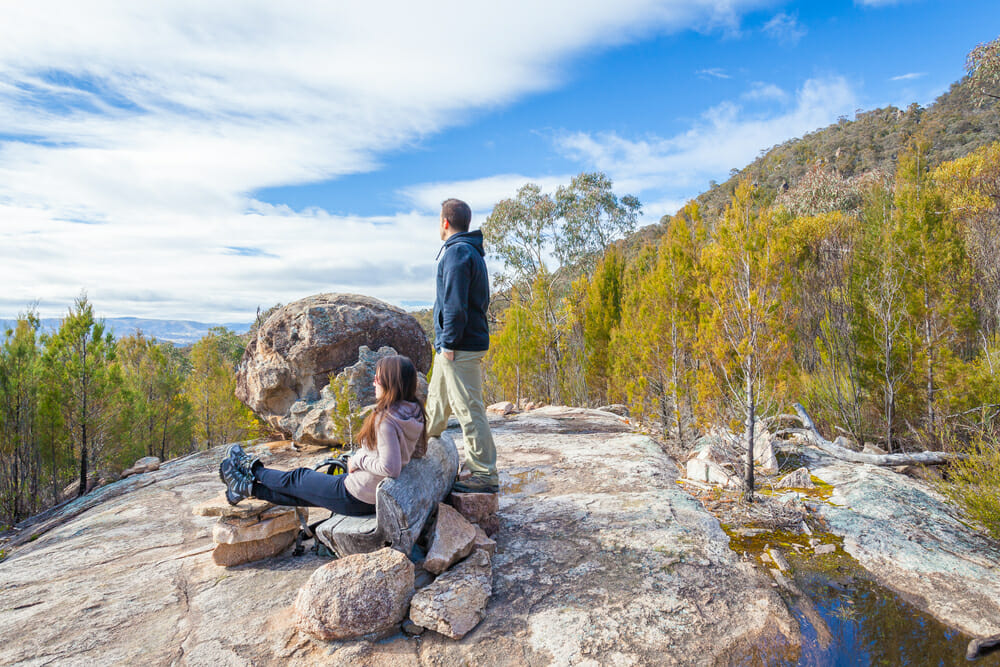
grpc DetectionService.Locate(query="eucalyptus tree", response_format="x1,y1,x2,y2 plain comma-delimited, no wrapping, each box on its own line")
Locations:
482,173,640,403
967,35,1000,106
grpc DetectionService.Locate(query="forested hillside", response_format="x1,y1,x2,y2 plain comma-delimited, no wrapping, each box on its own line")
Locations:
0,297,259,527
479,45,1000,532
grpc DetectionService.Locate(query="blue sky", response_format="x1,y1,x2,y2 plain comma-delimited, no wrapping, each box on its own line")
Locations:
1,0,997,322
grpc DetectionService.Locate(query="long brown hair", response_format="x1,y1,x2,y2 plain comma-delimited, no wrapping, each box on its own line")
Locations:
357,354,427,457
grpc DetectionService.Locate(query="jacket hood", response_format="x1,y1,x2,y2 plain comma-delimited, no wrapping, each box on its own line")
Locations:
442,229,485,257
384,400,426,442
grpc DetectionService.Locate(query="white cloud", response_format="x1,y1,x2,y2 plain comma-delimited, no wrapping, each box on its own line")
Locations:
742,82,790,102
697,68,732,79
0,0,777,320
555,77,859,219
890,72,926,81
762,13,806,44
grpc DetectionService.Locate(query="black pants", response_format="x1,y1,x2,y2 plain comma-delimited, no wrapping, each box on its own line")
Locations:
252,467,375,516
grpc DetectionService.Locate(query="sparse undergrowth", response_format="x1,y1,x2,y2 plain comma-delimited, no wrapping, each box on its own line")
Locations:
936,436,1000,540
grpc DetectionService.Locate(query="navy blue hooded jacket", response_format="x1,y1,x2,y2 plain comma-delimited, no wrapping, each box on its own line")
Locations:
434,230,490,352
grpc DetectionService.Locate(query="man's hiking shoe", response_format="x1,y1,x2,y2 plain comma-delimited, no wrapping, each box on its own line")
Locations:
219,457,253,506
226,443,260,477
452,476,499,494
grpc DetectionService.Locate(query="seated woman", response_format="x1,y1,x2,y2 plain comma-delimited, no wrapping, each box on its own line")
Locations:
219,354,427,516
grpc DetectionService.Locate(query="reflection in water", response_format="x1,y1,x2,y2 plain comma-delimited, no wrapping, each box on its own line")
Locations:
762,553,999,667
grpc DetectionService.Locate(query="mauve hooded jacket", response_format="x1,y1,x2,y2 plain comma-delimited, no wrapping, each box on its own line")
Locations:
344,400,425,505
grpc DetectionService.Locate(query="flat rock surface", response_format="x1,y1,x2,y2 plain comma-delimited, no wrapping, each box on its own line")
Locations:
809,456,1000,637
0,409,796,666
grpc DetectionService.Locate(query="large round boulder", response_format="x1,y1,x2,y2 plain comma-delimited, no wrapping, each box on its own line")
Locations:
294,547,415,640
236,294,431,442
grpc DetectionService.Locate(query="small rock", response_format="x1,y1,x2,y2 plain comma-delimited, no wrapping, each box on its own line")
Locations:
213,510,302,544
472,526,496,557
120,456,161,479
486,401,515,415
595,404,629,417
814,544,836,555
768,548,790,573
409,549,492,640
424,504,477,575
212,530,297,567
402,620,425,636
477,514,501,538
448,491,499,524
294,547,415,641
413,564,435,590
685,458,739,489
193,494,285,519
776,467,815,489
862,443,887,455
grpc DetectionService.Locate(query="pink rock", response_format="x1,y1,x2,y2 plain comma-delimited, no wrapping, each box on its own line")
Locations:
448,491,499,524
424,503,476,575
478,514,501,538
409,549,492,639
294,548,414,640
212,530,297,567
472,526,496,557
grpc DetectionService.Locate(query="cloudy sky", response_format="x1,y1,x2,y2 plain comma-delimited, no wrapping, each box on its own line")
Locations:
2,0,997,323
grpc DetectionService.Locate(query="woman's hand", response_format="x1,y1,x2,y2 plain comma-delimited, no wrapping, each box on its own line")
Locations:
347,455,359,473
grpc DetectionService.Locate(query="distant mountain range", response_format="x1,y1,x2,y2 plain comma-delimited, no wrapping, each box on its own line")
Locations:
0,317,251,346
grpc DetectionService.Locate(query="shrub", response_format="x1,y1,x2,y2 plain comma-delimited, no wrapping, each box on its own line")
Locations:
937,436,1000,539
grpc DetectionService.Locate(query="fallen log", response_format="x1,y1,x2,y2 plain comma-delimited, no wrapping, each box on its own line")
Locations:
788,403,964,466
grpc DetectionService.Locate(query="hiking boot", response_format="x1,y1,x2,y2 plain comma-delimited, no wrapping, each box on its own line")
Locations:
219,457,254,506
226,443,260,478
452,476,499,494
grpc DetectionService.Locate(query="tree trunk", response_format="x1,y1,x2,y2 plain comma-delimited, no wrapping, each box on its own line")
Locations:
791,403,963,465
744,372,755,503
78,420,88,498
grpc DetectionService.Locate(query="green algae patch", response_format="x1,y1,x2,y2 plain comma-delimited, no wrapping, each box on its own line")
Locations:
722,523,846,572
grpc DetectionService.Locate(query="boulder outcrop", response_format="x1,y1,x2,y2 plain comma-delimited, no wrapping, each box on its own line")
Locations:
236,293,431,444
0,409,799,665
423,502,477,575
409,549,493,640
294,547,414,641
807,455,1000,638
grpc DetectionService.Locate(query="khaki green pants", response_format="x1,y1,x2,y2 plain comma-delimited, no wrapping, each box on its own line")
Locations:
425,349,497,484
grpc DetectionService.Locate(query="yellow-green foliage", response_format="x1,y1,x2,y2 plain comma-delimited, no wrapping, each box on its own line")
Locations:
327,372,365,446
938,437,1000,539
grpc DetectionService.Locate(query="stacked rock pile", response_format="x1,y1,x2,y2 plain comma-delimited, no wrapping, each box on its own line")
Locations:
294,491,500,642
193,495,308,567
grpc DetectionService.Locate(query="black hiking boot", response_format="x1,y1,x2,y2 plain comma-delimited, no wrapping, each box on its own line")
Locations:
452,475,499,494
219,457,254,506
226,443,260,477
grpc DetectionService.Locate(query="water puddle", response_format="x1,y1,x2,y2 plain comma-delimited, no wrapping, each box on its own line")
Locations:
730,529,1000,665
501,468,548,496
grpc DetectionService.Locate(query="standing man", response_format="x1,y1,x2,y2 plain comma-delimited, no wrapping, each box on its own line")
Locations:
425,198,498,494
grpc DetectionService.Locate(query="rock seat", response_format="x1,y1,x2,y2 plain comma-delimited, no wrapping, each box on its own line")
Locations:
316,433,459,558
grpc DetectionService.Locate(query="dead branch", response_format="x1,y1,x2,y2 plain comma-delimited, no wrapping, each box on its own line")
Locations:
789,403,964,466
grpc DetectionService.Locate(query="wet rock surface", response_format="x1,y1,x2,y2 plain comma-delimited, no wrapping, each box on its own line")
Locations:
808,453,1000,637
0,407,799,665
